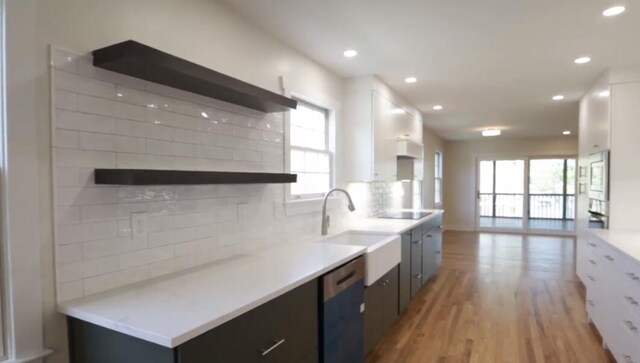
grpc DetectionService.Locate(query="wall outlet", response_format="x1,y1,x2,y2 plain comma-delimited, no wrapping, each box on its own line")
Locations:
131,212,147,242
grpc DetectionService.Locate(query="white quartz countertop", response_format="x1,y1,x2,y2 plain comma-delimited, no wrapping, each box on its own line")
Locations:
589,229,640,262
58,241,366,348
349,209,444,234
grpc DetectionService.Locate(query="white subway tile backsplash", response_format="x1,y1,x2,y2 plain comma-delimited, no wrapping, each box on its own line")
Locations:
56,149,116,168
79,132,147,153
57,221,118,245
55,70,116,100
83,265,150,296
147,139,195,158
58,256,119,282
119,246,174,270
55,90,78,111
56,109,118,134
51,47,338,302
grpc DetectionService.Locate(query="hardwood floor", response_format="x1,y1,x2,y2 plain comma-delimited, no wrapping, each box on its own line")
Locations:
365,231,614,363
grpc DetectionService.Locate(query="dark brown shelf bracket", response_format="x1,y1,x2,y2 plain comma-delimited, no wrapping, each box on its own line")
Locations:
92,40,297,113
94,169,297,185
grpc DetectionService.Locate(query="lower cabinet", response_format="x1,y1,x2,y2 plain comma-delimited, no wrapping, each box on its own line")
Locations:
410,226,423,298
68,278,319,363
583,234,640,363
364,266,399,354
398,232,412,312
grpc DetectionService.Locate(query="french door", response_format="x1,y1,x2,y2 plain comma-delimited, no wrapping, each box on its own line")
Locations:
477,157,576,234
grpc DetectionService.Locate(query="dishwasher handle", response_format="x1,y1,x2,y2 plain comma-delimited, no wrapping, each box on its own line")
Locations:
322,257,365,301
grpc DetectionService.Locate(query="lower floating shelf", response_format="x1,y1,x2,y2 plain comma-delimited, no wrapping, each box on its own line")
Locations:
94,169,297,185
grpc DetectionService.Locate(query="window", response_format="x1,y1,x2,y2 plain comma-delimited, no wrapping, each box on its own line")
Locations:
434,151,443,205
288,100,332,199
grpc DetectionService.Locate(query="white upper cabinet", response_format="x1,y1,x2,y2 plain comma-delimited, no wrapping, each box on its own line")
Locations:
342,76,424,182
581,84,611,153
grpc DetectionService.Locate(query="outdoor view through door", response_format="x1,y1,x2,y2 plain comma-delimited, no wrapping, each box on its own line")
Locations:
478,158,576,232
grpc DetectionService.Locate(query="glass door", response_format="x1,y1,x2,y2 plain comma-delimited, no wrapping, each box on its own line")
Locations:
478,159,526,230
528,158,576,232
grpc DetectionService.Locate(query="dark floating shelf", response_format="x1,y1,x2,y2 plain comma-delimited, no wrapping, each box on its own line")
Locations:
92,40,298,113
94,169,297,185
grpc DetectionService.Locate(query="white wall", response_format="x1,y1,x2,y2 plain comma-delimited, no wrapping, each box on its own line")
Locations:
422,127,444,209
443,136,578,231
6,1,345,362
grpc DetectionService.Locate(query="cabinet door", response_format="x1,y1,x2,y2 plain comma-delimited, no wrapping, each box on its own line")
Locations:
584,85,611,152
410,227,423,297
178,279,318,363
423,225,443,280
364,282,382,354
372,91,398,181
381,266,399,334
398,232,412,313
576,237,588,284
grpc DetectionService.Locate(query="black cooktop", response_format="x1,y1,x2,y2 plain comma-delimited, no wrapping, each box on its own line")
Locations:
378,211,432,220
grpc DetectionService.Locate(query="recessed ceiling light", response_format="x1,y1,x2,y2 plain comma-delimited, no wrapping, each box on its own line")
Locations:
598,90,610,98
432,105,443,110
574,56,592,64
404,77,417,83
391,108,406,114
553,95,565,101
603,6,626,16
563,130,571,135
482,129,501,137
343,49,358,58
201,112,209,118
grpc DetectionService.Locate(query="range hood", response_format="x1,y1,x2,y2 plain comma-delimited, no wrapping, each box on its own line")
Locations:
396,140,423,159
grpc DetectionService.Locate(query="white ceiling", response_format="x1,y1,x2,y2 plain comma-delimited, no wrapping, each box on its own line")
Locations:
218,0,640,140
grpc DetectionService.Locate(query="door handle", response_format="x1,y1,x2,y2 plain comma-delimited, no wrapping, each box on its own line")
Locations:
627,272,640,281
604,255,615,262
414,273,422,280
261,339,286,356
625,296,639,306
413,240,422,245
588,259,596,265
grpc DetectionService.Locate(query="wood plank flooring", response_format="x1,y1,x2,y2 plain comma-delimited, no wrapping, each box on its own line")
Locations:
365,231,614,363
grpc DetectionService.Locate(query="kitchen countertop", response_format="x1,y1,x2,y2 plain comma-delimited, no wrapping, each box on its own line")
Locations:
58,209,443,349
349,209,444,234
58,241,366,348
589,229,640,262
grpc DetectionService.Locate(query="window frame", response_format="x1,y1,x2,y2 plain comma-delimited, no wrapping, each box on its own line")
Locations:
284,96,335,201
434,151,443,206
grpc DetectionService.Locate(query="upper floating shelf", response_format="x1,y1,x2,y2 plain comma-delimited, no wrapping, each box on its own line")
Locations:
94,169,297,185
92,40,298,113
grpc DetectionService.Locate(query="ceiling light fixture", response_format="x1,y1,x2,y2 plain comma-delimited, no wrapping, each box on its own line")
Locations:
404,76,417,83
574,56,592,64
603,6,626,16
553,95,565,101
343,49,358,58
482,129,501,137
563,130,571,135
598,90,611,98
432,105,443,110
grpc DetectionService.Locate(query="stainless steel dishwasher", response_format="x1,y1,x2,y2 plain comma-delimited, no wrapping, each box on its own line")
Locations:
320,256,365,363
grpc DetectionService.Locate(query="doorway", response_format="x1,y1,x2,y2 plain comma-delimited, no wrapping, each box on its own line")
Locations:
477,157,576,234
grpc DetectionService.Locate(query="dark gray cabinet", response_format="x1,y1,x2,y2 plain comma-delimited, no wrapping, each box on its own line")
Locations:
364,266,399,354
410,226,423,298
398,232,412,312
69,279,319,363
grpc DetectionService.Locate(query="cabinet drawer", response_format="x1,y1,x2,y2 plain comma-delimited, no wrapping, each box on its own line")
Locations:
177,279,318,363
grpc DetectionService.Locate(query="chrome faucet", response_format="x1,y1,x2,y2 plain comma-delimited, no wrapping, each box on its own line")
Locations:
321,188,356,235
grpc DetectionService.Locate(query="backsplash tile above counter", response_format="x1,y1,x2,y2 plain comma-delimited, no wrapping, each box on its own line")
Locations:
50,46,343,302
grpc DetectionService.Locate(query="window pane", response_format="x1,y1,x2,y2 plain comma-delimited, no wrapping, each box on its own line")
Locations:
529,159,564,194
434,152,442,178
566,159,576,195
290,149,305,172
434,179,442,204
479,161,494,193
495,160,524,193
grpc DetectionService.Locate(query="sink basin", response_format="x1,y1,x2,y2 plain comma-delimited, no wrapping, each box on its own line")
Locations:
318,231,401,286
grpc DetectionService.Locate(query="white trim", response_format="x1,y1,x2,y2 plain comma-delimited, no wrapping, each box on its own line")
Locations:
2,2,48,360
5,348,53,363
